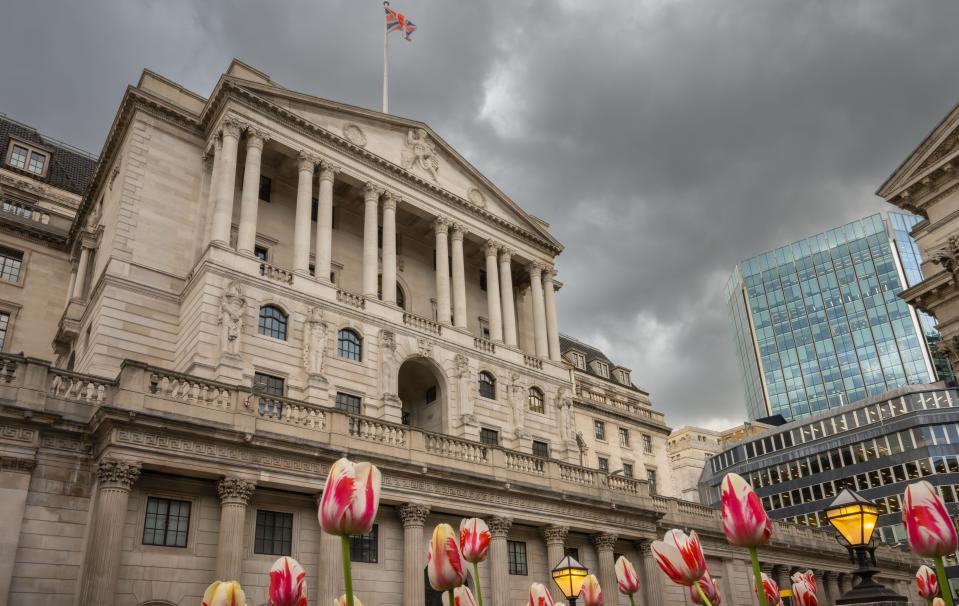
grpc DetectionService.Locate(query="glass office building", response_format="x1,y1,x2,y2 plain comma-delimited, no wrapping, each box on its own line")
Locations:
726,212,940,422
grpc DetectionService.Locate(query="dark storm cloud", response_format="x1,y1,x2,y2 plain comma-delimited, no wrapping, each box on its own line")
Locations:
4,0,959,429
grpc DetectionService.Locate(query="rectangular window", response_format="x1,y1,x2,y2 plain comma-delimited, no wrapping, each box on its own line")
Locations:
619,428,630,448
532,440,549,458
642,434,653,454
598,456,609,472
349,524,378,563
0,311,10,350
254,372,285,396
254,510,293,556
336,392,362,415
594,420,606,441
647,469,658,494
507,540,528,575
480,428,499,446
570,352,586,369
622,463,634,478
142,497,191,547
565,547,580,560
259,175,272,202
479,270,487,291
311,198,318,222
254,245,269,262
27,151,45,175
0,248,23,283
9,145,28,170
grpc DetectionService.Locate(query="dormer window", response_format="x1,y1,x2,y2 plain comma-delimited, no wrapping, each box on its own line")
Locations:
614,368,631,385
567,351,586,369
6,141,49,177
591,360,610,378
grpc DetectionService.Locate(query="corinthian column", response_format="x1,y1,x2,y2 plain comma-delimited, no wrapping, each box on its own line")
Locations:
215,477,256,581
78,459,141,606
591,533,618,606
498,248,517,346
236,128,269,255
451,223,468,328
543,267,561,361
382,193,398,304
211,119,242,246
434,218,452,324
314,162,338,282
529,262,549,358
824,571,840,604
398,503,431,606
638,540,664,606
487,516,513,606
363,183,380,296
484,242,503,342
293,152,317,274
540,525,569,571
205,136,223,245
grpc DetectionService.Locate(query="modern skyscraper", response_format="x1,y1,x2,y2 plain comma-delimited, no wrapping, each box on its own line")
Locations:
726,212,942,422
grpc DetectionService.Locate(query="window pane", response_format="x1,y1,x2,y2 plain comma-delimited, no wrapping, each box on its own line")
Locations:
142,497,191,548
9,145,27,170
338,330,362,361
349,525,378,563
336,392,362,415
27,151,45,175
480,428,499,446
0,248,23,283
258,306,288,340
507,540,528,575
255,510,293,556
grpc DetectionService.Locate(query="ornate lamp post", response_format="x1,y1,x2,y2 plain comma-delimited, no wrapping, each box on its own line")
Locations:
823,489,907,604
552,555,589,606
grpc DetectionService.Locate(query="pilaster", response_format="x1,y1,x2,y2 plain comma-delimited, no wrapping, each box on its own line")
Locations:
487,516,513,606
215,476,256,581
398,503,431,606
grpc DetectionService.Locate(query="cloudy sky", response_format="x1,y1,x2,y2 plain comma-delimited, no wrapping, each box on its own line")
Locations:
3,1,959,429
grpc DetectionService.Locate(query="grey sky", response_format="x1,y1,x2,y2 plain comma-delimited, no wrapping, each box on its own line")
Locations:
3,0,958,430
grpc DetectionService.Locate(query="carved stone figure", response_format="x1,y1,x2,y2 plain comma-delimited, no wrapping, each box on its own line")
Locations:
302,307,328,377
401,128,440,182
557,387,575,442
417,337,434,359
380,329,398,395
510,372,530,439
342,123,368,147
453,353,469,379
219,281,247,356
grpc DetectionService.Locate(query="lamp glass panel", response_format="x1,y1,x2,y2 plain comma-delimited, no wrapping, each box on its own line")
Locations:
826,503,878,546
551,559,588,599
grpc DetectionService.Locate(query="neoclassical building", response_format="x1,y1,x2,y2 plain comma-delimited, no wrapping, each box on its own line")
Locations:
0,60,923,606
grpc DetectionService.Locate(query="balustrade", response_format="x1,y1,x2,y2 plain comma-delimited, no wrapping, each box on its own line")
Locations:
403,312,442,335
558,462,599,486
0,356,16,382
524,355,543,370
259,261,294,285
1,198,51,225
256,394,327,430
348,415,406,447
336,289,366,309
149,370,232,410
424,432,489,463
473,337,496,353
49,369,111,402
505,451,546,475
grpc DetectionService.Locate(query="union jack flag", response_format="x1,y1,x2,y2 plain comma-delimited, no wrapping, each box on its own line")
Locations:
385,6,416,41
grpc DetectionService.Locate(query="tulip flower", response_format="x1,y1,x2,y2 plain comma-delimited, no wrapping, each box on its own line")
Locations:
756,573,782,606
319,457,381,606
269,556,307,606
615,555,641,606
651,528,707,586
918,564,940,600
202,581,247,606
460,518,491,606
453,586,478,606
580,574,603,606
904,481,958,606
428,522,467,606
334,595,364,606
936,599,947,606
790,570,815,595
529,583,555,606
791,576,817,606
721,473,772,606
688,570,721,606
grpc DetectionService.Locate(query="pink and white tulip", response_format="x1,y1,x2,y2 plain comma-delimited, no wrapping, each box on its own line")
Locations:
269,557,307,606
756,573,782,606
459,518,491,563
580,574,603,606
427,523,467,591
529,583,555,606
689,570,721,605
790,570,815,595
334,595,364,606
904,481,958,558
791,576,817,606
319,457,381,536
917,564,940,599
935,599,947,606
615,555,641,595
453,586,478,606
652,529,707,586
202,581,247,606
721,473,772,548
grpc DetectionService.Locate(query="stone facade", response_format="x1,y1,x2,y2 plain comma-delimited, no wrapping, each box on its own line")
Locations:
0,59,923,605
667,426,723,502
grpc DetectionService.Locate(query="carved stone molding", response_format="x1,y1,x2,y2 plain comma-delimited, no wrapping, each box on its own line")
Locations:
540,524,569,545
217,477,256,505
635,539,653,555
246,128,270,150
433,216,451,234
297,151,318,172
528,261,545,277
467,187,487,208
0,455,36,473
319,161,341,182
486,515,513,538
363,181,382,201
342,123,368,147
498,247,514,262
96,458,141,491
590,532,618,551
485,241,502,257
397,502,431,527
382,192,398,211
417,337,434,359
220,117,242,139
930,235,959,281
401,128,440,182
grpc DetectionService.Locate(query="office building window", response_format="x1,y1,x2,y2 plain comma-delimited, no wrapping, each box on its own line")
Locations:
142,497,191,548
532,440,549,458
642,434,653,454
259,175,272,202
254,510,293,556
528,387,545,413
594,420,606,441
338,329,362,361
507,540,528,575
0,248,23,283
336,392,362,415
480,428,499,446
619,428,630,448
258,305,288,340
622,463,634,478
598,457,609,473
479,371,496,399
349,524,378,563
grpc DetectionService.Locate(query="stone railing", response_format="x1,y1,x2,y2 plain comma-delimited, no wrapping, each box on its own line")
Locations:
473,337,496,354
336,289,366,309
607,473,645,495
557,462,600,486
148,370,233,410
0,356,17,382
348,415,406,447
403,312,442,335
524,355,543,370
505,451,546,475
1,198,52,225
48,369,111,402
255,394,327,431
259,262,294,285
424,432,489,463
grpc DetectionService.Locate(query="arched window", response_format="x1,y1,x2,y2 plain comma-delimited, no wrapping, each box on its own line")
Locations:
378,276,407,310
478,371,496,399
258,305,287,340
528,387,545,413
338,329,362,361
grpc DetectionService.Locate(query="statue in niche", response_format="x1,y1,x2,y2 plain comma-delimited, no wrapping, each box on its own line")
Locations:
303,307,328,376
510,372,530,439
380,330,398,395
557,387,575,442
219,281,247,356
401,128,440,182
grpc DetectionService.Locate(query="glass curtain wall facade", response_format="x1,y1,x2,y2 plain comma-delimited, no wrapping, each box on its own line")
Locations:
725,212,938,422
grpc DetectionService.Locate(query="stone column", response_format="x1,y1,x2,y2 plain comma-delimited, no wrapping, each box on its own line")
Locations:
543,266,561,361
839,573,854,594
215,477,256,581
382,193,398,304
451,223,468,328
434,218,452,324
72,244,91,299
499,248,517,347
362,182,380,296
529,262,549,358
638,540,664,606
78,459,141,606
292,152,316,274
65,263,77,305
487,516,513,606
484,242,503,342
315,495,343,605
206,135,223,223
211,119,242,246
591,533,618,606
772,565,787,594
540,525,569,571
398,503,430,606
314,161,337,282
721,558,738,606
236,128,268,255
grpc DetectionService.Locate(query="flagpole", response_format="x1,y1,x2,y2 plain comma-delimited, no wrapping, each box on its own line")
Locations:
382,0,389,113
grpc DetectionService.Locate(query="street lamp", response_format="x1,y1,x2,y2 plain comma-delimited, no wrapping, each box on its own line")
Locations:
823,488,907,604
552,555,588,606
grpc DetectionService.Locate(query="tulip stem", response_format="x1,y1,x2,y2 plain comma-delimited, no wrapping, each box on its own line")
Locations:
935,556,954,606
750,547,768,606
695,581,714,606
449,589,456,606
473,562,484,606
628,594,636,606
341,534,355,606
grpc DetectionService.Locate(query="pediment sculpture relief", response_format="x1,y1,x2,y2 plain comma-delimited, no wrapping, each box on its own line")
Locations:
401,128,440,182
343,123,367,147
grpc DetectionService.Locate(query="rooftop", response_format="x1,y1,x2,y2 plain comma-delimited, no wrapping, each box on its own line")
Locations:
0,112,98,196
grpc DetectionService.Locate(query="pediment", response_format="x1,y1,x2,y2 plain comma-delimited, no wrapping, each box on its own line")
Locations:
878,99,959,199
228,79,560,248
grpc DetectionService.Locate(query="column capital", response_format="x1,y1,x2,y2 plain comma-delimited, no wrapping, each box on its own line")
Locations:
220,117,243,139
96,458,141,491
397,502,431,527
319,160,341,182
382,191,398,211
542,265,557,281
433,216,451,234
246,128,270,149
498,247,515,262
635,539,654,555
540,524,569,545
486,515,513,537
364,181,383,201
450,222,467,242
590,532,618,551
528,261,545,278
211,135,223,153
217,477,256,505
485,240,502,257
297,151,318,172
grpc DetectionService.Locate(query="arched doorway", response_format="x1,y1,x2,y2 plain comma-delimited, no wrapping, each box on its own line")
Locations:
398,357,446,433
